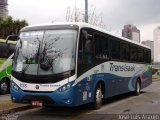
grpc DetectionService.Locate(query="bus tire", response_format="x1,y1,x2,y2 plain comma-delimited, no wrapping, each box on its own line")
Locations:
135,80,141,96
0,78,10,95
92,84,103,109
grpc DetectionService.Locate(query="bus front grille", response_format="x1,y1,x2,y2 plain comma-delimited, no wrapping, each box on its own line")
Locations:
22,95,55,105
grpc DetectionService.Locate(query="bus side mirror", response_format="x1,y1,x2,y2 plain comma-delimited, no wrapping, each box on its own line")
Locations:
82,30,92,40
82,30,88,40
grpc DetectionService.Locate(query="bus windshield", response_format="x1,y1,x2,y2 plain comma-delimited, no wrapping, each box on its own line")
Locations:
13,29,77,75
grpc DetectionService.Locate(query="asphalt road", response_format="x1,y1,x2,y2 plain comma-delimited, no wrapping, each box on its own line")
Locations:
3,81,160,120
0,94,10,102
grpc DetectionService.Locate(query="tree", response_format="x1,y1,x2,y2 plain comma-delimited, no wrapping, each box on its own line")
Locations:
66,6,106,29
0,16,28,39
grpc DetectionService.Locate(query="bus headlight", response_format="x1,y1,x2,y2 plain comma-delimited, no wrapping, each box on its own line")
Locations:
11,81,19,91
62,86,67,91
58,83,72,92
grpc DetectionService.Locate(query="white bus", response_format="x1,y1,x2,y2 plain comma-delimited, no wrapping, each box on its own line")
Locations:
11,22,152,109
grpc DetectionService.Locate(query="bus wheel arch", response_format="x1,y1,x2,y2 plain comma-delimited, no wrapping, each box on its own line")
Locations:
0,77,10,95
92,80,105,109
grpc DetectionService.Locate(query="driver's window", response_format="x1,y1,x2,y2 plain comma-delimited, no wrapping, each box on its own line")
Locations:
77,29,93,76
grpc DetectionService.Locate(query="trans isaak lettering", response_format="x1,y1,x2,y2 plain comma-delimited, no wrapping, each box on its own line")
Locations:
110,63,135,72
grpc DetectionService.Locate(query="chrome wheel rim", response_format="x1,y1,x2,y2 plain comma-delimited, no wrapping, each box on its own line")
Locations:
1,82,8,92
96,89,102,105
137,82,140,93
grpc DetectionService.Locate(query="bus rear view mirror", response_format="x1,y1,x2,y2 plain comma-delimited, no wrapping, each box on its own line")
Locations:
82,30,88,40
82,30,92,40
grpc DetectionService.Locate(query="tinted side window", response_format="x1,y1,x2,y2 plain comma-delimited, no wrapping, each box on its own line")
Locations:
0,43,8,58
130,45,138,61
120,42,130,61
111,39,120,60
0,42,16,58
144,49,151,63
148,50,151,63
95,34,109,60
77,29,93,76
138,48,144,62
8,44,16,56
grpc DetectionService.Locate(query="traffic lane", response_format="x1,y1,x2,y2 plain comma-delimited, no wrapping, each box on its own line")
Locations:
95,92,160,114
15,90,139,120
95,81,160,114
13,81,160,120
16,105,94,120
13,92,140,120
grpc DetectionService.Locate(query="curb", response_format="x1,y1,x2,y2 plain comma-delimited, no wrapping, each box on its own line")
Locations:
0,105,33,116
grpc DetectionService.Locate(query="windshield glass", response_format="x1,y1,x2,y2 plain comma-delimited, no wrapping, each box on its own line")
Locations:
13,29,77,75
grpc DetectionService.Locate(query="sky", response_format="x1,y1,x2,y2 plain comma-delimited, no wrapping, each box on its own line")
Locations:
8,0,160,41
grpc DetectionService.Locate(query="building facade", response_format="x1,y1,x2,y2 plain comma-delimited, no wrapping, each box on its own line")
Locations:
122,24,140,43
141,40,154,61
0,0,8,18
153,27,160,63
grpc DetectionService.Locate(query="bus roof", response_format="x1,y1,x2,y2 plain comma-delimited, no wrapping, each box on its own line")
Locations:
21,22,150,49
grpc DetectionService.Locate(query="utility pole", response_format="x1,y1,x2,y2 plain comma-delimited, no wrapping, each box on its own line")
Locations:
85,0,88,23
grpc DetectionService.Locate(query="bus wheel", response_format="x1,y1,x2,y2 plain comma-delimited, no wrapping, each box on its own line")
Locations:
0,78,10,95
135,80,141,96
92,84,103,109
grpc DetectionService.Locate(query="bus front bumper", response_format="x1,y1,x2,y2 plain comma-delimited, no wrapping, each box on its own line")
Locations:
10,84,77,107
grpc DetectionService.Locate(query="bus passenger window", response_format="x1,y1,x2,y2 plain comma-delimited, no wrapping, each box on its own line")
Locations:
95,35,109,60
130,45,138,61
138,48,144,62
111,39,120,60
120,43,130,61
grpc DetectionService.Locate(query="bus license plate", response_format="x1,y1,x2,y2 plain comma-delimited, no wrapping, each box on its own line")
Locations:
32,101,43,106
